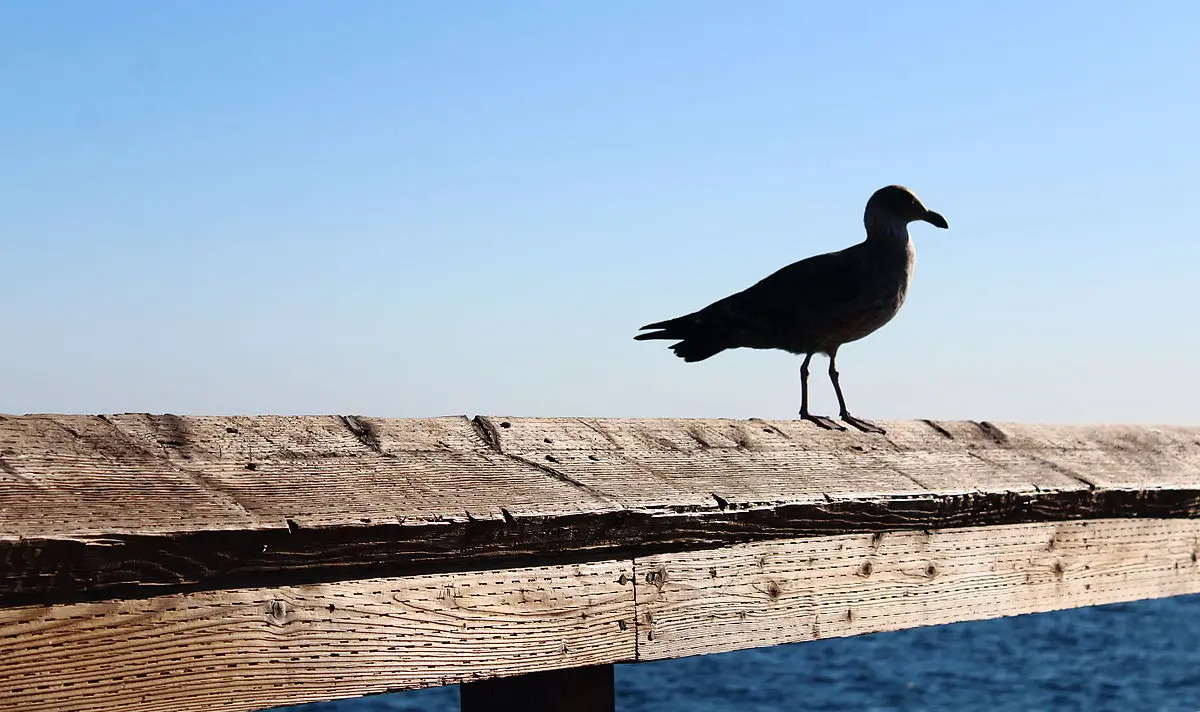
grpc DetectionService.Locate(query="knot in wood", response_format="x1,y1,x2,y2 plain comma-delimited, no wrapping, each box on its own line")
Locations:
644,568,667,588
268,599,288,621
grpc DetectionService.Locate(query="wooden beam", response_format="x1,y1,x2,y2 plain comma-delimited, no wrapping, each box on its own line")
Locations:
2,415,1199,606
0,559,636,712
460,665,615,712
634,518,1200,660
3,414,1200,711
1,518,1197,712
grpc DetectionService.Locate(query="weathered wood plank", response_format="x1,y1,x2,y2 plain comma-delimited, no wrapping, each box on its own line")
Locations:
0,414,613,536
482,417,1200,501
0,414,261,533
2,519,1196,712
0,559,636,712
3,415,1200,606
634,518,1200,660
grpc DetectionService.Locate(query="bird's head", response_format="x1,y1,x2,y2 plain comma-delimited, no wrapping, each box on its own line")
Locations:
864,185,948,236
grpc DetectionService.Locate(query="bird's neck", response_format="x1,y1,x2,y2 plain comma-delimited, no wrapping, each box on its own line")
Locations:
863,217,911,249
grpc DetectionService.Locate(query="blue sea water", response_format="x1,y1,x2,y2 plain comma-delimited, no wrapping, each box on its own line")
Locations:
272,595,1200,712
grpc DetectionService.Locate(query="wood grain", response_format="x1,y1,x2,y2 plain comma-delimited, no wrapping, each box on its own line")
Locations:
634,518,1200,660
2,519,1197,712
3,415,1200,605
0,559,635,712
0,414,613,536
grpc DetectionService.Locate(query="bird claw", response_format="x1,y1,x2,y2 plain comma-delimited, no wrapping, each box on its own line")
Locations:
800,413,846,431
841,414,886,434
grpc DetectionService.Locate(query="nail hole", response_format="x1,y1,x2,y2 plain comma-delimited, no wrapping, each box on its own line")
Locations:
225,427,238,434
245,462,258,471
500,421,511,428
588,455,600,461
543,437,553,444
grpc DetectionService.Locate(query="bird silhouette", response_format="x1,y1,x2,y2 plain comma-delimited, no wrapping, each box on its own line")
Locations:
635,185,948,434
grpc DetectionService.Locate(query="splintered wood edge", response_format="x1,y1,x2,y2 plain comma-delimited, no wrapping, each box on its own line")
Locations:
3,518,1199,712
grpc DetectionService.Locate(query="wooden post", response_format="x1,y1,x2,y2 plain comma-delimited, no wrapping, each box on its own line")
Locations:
460,665,615,712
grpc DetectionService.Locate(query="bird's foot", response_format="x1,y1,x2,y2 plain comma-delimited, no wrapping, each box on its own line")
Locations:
800,412,846,431
841,413,886,434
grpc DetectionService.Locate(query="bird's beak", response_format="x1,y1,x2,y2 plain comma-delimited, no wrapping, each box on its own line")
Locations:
922,210,949,229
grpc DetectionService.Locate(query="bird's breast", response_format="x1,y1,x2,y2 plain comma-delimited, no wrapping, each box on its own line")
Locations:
801,240,914,350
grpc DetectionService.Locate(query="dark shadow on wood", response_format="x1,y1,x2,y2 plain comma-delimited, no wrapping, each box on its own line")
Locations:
460,665,615,712
9,488,1200,608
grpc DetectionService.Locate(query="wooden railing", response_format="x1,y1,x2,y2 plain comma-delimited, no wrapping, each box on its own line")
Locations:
2,414,1199,711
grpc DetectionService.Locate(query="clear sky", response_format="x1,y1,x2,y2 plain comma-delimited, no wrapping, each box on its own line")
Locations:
2,1,1198,425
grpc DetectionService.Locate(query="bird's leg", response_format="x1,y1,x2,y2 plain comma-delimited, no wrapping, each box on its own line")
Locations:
828,351,885,434
799,353,844,430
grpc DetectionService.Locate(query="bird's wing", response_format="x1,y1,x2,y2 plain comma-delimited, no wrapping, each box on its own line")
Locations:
701,246,867,334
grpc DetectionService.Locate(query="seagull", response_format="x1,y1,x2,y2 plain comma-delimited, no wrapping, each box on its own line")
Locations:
634,185,948,434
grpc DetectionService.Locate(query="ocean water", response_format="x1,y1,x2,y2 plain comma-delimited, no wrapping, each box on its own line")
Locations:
272,595,1200,712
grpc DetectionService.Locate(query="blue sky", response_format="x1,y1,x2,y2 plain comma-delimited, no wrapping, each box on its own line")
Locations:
2,1,1198,424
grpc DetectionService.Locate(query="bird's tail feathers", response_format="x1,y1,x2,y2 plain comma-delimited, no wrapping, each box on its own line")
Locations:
634,315,694,340
634,313,727,362
668,338,726,362
633,329,671,341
